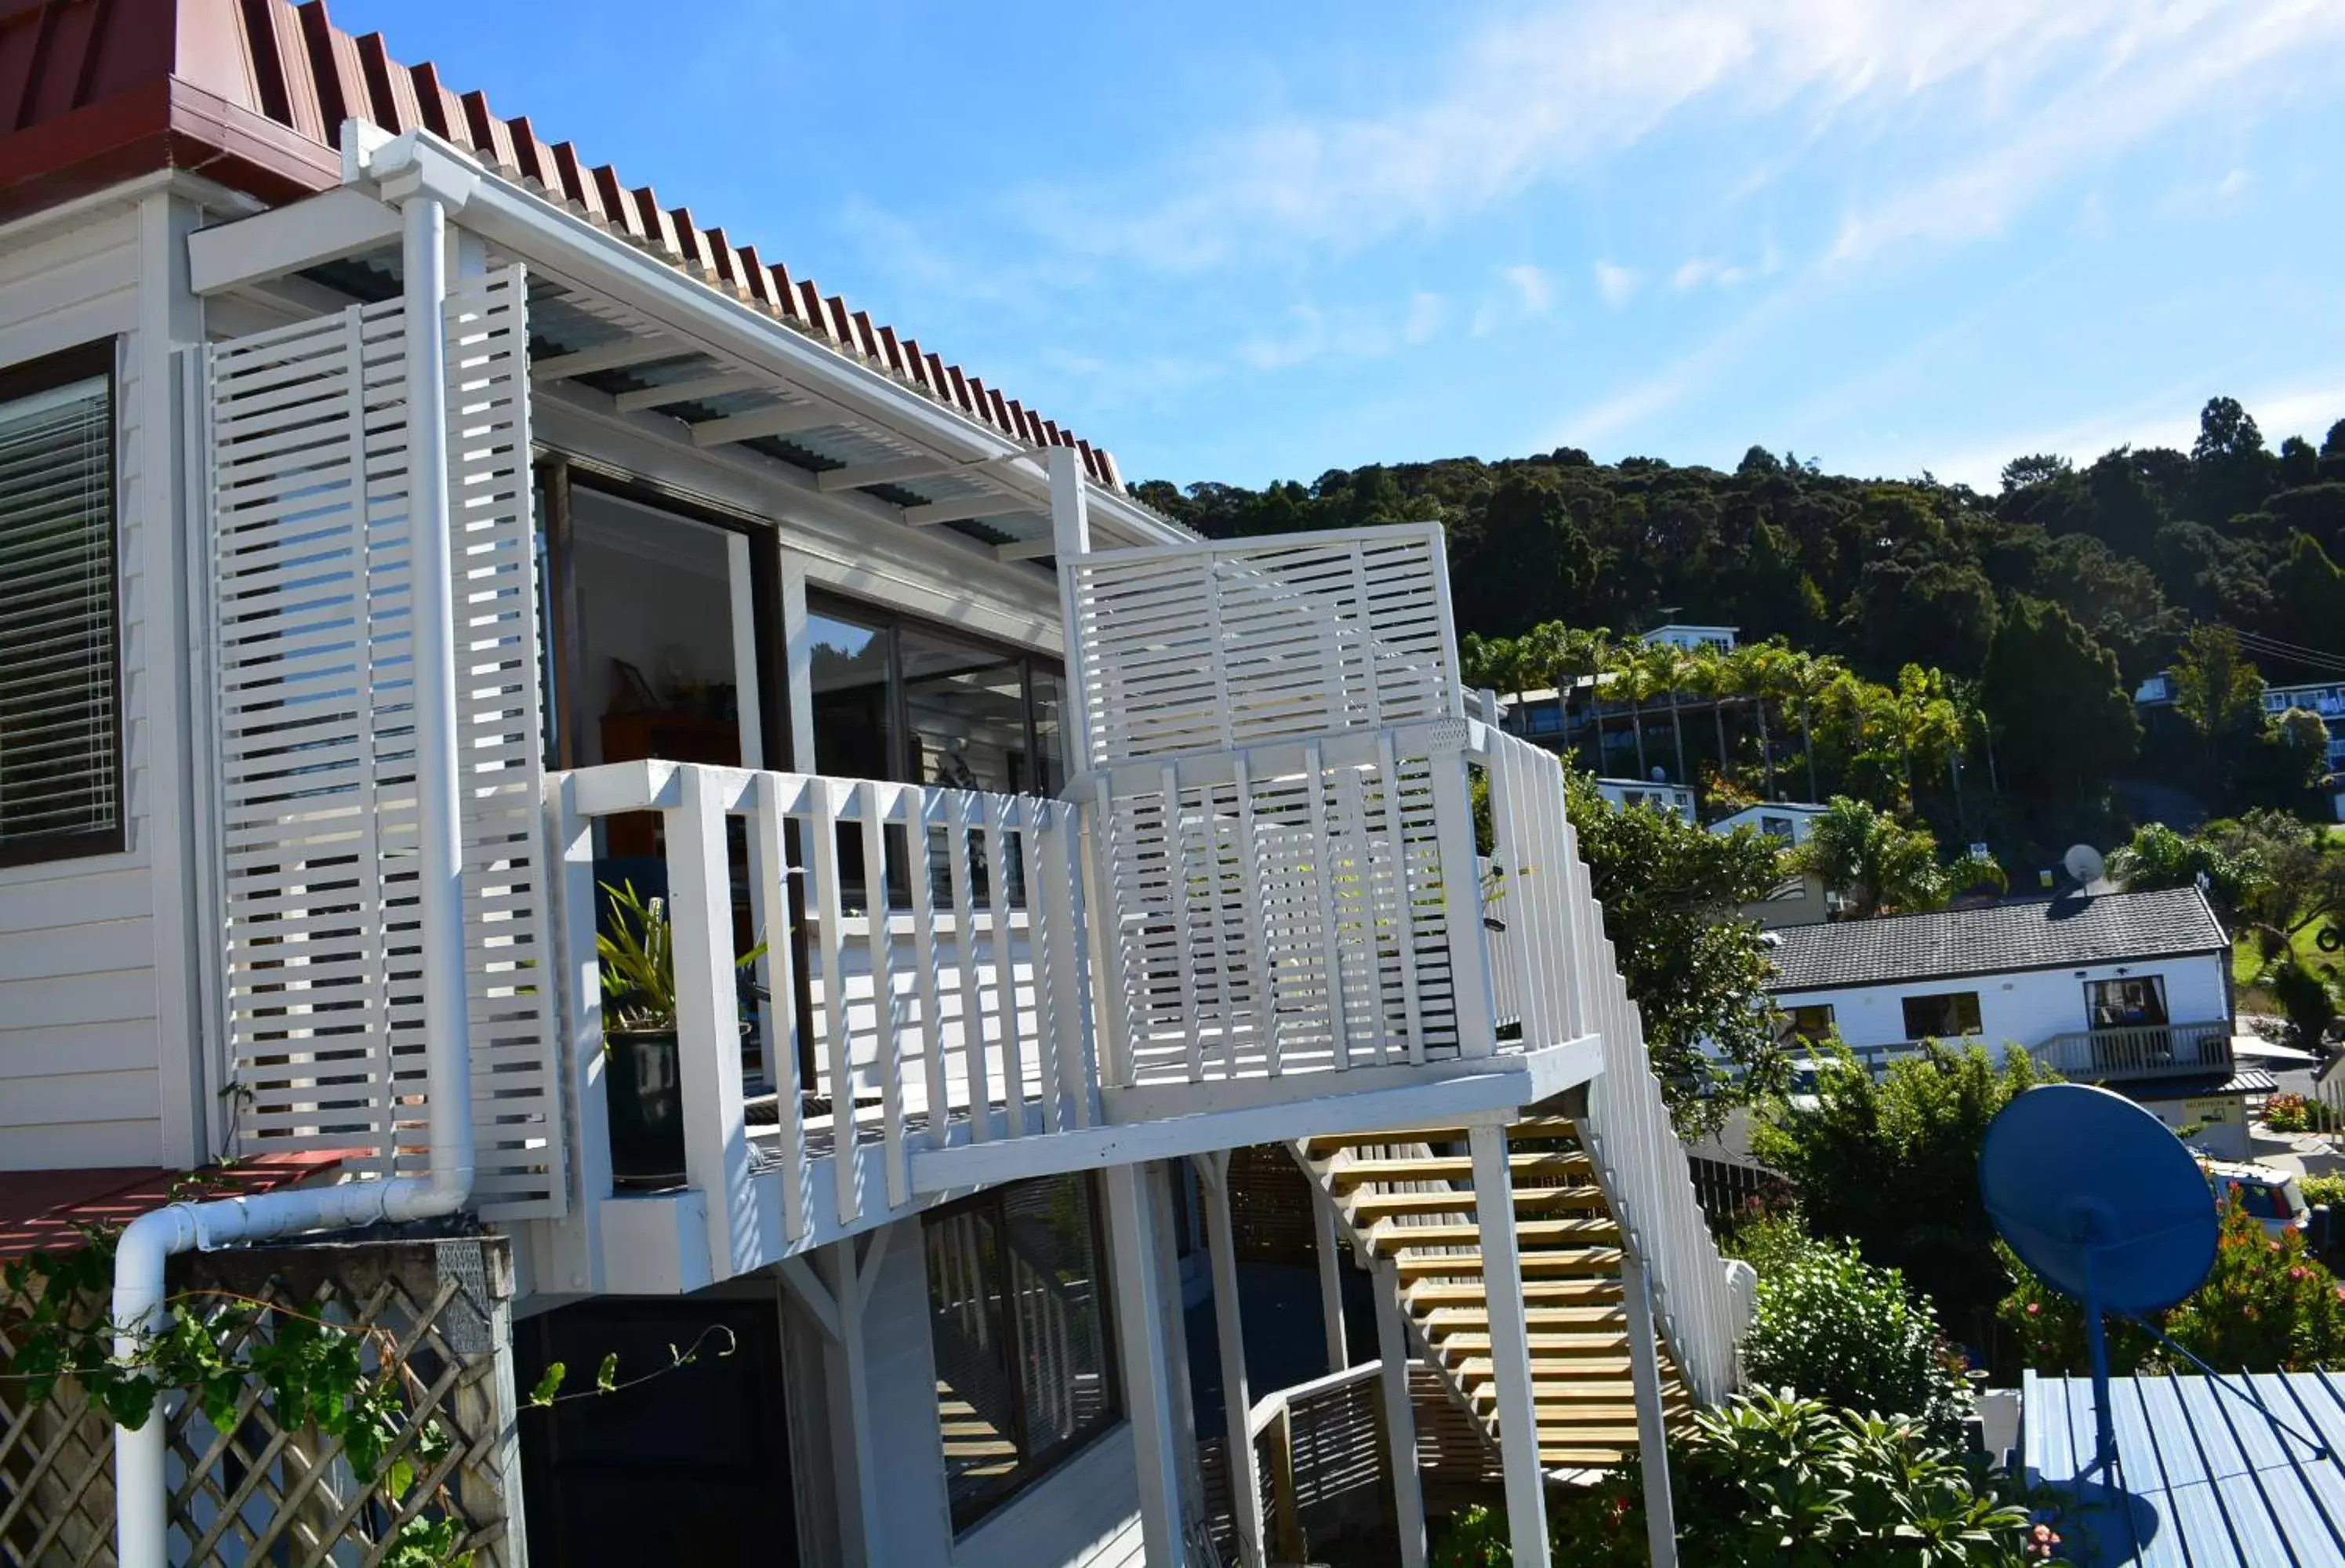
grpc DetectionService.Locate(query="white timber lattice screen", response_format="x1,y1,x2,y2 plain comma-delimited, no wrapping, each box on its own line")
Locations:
205,270,564,1218
1062,523,1463,770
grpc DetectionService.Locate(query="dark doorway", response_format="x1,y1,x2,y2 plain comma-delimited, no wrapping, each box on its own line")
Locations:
514,1294,798,1567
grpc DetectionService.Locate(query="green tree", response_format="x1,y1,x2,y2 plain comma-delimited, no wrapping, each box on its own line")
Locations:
2268,532,2345,662
2107,820,2264,919
2169,624,2267,786
1789,797,2002,918
1752,1043,2055,1346
1977,597,2139,804
1741,1237,1973,1443
2192,394,2276,525
2202,808,2345,957
1563,769,1785,1134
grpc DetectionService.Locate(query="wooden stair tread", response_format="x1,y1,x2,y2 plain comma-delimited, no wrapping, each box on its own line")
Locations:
1379,1217,1618,1248
1302,1117,1581,1156
1342,1185,1606,1219
1407,1276,1622,1305
1329,1152,1590,1185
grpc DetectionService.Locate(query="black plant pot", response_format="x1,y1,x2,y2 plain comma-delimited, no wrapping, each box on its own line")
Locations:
606,1029,686,1188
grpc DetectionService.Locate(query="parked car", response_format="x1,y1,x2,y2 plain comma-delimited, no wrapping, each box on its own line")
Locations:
2201,1159,2311,1237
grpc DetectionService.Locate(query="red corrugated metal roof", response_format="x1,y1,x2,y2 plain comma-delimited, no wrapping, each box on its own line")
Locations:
0,0,1120,486
0,1151,353,1261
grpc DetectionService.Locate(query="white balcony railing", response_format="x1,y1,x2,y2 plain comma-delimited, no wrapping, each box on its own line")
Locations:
2031,1022,2233,1082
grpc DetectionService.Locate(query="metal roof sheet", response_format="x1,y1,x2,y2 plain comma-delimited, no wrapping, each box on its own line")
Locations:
1767,887,2229,994
2024,1370,2345,1566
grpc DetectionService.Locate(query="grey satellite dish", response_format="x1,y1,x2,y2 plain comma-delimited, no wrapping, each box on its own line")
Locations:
2064,843,2106,888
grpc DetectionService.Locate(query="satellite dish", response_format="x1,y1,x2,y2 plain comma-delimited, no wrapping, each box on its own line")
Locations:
1980,1084,2218,1478
2064,843,2107,887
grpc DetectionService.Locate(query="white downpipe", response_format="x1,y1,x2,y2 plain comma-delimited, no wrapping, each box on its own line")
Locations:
112,192,475,1568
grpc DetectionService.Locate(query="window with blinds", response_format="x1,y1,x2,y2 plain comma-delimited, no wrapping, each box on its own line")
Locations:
0,342,119,866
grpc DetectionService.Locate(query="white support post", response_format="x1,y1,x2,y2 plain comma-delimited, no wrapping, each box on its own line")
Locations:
1047,446,1094,781
1312,1181,1351,1373
1470,1124,1551,1568
820,1236,885,1566
666,767,753,1281
1105,1160,1186,1568
1197,1154,1265,1568
1374,1261,1428,1568
779,554,817,773
1621,1244,1680,1568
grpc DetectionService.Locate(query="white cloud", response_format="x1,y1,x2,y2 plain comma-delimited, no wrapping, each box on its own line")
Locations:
1594,261,1640,308
1018,0,2345,273
1500,264,1552,316
1672,256,1749,290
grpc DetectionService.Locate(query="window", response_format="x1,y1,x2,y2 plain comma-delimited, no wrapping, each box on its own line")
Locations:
1900,991,1982,1040
2086,976,2168,1029
924,1173,1119,1532
1782,1004,1836,1046
805,595,1062,793
0,343,118,866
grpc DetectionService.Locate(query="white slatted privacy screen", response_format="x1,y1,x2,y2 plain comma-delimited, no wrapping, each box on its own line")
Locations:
1063,524,1461,771
0,347,118,859
1090,730,1468,1087
208,273,564,1218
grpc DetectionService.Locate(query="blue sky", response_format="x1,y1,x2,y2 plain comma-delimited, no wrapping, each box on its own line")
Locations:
336,1,2345,491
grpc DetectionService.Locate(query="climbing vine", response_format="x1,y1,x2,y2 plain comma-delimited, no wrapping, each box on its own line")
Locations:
4,1221,736,1567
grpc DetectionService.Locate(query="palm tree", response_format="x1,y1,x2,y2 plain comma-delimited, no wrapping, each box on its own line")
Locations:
1646,640,1694,784
1730,642,1787,801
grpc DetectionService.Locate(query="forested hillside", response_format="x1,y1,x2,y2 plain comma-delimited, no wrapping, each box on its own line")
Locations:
1133,397,2345,692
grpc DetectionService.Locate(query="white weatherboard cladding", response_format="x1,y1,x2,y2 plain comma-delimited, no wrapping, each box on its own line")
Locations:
0,204,162,1170
206,272,562,1216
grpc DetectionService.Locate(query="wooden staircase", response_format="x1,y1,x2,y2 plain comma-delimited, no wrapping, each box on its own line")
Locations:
1297,1117,1693,1472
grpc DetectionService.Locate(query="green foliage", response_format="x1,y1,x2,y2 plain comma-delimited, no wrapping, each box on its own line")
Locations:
1432,1504,1516,1567
1721,1201,1816,1278
2270,958,2340,1048
596,880,766,1033
1789,796,2002,918
1543,1388,2059,1566
1742,1238,1973,1444
1562,768,1787,1134
1977,597,2139,806
1752,1044,2056,1346
2001,1204,2345,1375
2265,1091,2312,1134
2108,820,2265,916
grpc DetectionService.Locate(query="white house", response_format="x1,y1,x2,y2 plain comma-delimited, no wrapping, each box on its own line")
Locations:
0,8,1746,1567
1639,624,1738,655
1766,887,2249,1151
1708,801,1830,846
1594,776,1697,822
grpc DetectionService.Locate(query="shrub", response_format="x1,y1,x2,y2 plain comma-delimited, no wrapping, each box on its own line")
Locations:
2000,1203,2345,1374
2302,1172,2345,1210
1742,1238,1973,1443
2266,1092,2311,1134
1752,1041,2055,1348
1432,1504,1514,1568
1545,1388,2060,1566
1720,1200,1814,1277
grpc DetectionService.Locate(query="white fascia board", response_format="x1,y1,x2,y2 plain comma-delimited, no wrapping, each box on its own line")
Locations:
187,186,401,295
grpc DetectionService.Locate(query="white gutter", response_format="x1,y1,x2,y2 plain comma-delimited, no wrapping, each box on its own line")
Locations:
112,183,476,1567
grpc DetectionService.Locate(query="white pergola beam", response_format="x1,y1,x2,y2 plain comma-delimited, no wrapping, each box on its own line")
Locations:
187,187,402,296
993,535,1059,562
689,401,842,447
816,454,1002,492
612,370,763,412
532,336,692,382
902,492,1023,528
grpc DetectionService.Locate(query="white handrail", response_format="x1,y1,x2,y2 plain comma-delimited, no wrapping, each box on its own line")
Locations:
1484,728,1751,1404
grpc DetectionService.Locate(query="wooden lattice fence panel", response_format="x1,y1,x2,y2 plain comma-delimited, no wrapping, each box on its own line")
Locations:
1,1236,521,1568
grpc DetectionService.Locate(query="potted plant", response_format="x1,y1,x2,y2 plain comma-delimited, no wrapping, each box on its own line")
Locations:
597,880,764,1188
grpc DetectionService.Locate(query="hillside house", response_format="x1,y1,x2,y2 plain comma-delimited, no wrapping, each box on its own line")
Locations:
1765,887,2249,1152
0,4,1747,1566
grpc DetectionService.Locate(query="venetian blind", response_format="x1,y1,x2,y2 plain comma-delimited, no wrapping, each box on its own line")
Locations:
0,363,115,855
